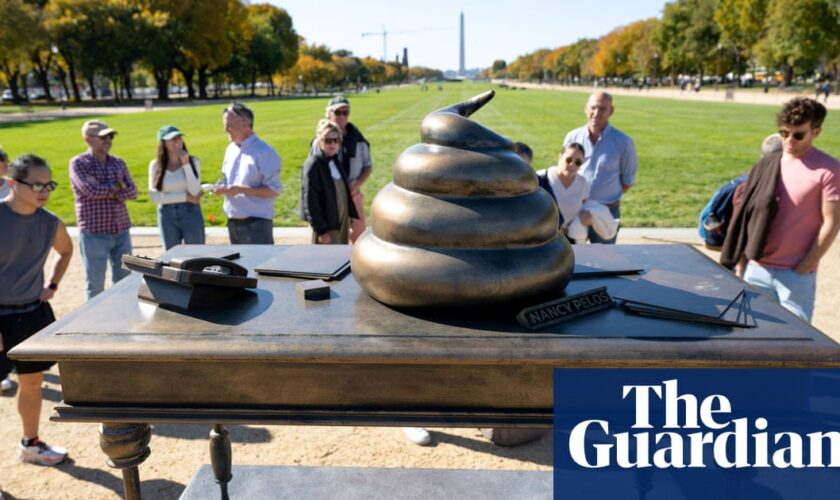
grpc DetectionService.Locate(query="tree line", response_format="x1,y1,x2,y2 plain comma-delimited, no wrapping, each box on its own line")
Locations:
0,0,443,103
483,0,840,88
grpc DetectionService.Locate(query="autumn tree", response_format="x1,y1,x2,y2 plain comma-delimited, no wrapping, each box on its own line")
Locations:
563,39,599,82
95,0,152,100
243,3,298,96
0,0,39,102
655,0,719,80
173,0,246,99
301,43,333,63
26,1,57,101
714,0,769,77
360,57,386,85
330,53,366,89
756,0,840,85
291,54,329,92
136,0,187,100
45,0,116,100
591,23,644,79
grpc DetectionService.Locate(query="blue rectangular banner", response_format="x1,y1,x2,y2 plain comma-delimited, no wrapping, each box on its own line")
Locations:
554,369,840,500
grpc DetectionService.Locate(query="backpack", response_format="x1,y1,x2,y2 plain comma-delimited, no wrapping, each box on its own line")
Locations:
698,174,748,249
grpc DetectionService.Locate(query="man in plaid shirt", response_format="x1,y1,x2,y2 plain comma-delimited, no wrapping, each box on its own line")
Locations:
69,120,138,299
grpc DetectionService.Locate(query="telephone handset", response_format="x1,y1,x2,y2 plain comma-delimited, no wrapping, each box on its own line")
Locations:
168,257,249,276
122,255,257,289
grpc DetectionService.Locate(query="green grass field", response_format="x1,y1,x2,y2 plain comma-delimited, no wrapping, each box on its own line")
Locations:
2,83,837,227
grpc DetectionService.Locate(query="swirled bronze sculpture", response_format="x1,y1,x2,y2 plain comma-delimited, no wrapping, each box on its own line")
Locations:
351,90,574,308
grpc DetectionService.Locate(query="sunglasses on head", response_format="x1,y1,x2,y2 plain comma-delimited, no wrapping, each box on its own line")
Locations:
224,103,252,121
333,109,349,116
565,156,583,167
17,179,58,193
778,129,808,141
323,137,341,145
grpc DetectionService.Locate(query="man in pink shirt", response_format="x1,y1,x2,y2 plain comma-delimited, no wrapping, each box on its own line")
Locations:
740,98,840,321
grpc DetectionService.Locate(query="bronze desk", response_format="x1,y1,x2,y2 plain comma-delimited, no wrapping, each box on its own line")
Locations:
11,244,840,499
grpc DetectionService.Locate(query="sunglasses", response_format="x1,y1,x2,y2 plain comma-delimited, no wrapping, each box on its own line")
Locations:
565,156,583,167
99,133,114,141
17,179,58,193
778,129,808,141
332,110,350,116
223,103,253,121
323,137,341,145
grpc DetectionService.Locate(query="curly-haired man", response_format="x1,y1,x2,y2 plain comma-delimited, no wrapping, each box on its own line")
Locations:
722,98,840,322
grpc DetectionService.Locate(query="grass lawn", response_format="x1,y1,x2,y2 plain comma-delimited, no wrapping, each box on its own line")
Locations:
2,82,837,227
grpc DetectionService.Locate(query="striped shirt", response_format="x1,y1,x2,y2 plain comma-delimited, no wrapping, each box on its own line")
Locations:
69,151,138,233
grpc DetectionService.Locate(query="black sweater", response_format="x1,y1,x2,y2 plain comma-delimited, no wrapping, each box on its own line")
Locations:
719,152,781,269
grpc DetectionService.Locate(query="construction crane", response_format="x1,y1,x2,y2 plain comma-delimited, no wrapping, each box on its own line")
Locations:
361,26,451,62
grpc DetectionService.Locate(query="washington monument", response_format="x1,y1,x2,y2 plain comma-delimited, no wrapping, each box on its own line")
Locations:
459,11,465,77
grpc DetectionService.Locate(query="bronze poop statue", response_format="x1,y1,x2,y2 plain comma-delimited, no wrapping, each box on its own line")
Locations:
351,90,574,308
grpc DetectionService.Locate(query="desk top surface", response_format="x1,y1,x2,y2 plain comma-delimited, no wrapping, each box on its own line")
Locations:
13,244,840,367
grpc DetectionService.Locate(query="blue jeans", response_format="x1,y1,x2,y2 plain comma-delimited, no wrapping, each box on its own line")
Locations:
157,202,206,250
744,261,816,322
79,231,132,299
227,217,274,244
588,204,621,244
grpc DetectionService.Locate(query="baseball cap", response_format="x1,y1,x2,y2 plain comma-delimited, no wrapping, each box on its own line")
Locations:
82,120,117,137
326,95,350,113
157,125,184,141
761,133,783,156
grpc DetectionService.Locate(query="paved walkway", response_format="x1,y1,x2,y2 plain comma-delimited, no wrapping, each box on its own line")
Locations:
0,104,169,123
496,80,840,109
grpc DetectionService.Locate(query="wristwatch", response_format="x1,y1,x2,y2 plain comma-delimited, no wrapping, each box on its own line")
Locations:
48,282,58,291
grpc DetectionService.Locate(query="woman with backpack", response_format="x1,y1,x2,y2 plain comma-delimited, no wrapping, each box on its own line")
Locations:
148,125,205,250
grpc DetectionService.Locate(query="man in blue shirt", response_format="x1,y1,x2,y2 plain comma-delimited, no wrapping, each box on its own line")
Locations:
215,102,282,244
564,91,638,244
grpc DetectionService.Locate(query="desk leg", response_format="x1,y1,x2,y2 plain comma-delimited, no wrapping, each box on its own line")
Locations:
99,423,151,500
210,424,233,500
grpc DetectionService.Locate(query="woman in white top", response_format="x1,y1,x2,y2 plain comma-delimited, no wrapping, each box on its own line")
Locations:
148,125,205,250
536,142,593,243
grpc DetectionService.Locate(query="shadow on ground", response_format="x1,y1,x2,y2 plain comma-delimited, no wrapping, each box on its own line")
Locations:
152,424,272,443
52,458,185,499
430,430,553,467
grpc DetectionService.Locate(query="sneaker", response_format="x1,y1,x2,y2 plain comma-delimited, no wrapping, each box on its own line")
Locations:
402,427,432,446
18,439,68,466
0,377,11,393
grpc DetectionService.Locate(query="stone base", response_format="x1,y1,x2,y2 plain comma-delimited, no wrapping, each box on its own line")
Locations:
179,465,551,500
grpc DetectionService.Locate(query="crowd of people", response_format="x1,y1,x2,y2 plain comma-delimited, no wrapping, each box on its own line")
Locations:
1,91,839,467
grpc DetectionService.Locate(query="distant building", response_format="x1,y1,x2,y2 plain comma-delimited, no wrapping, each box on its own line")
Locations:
458,12,465,77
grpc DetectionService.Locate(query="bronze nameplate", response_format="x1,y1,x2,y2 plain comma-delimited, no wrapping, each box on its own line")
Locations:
516,287,613,330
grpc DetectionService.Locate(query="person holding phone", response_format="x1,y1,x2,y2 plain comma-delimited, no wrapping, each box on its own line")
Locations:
148,125,205,250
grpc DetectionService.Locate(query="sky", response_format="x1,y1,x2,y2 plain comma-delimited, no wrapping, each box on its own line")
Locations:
275,0,670,72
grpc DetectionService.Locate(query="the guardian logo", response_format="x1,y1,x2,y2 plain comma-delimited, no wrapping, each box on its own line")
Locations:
554,369,840,500
568,379,840,469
